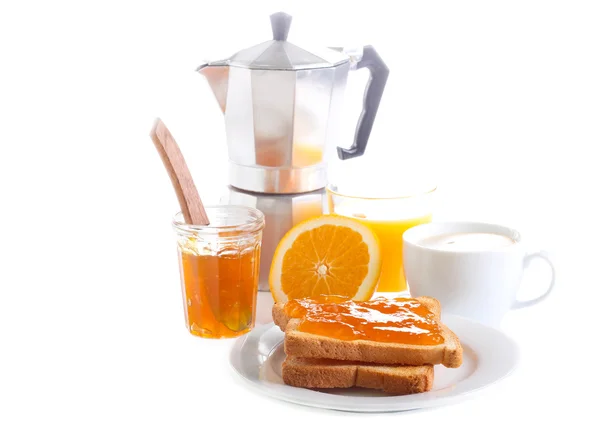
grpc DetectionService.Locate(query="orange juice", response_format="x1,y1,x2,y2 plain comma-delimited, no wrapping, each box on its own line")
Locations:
354,215,432,292
327,185,436,293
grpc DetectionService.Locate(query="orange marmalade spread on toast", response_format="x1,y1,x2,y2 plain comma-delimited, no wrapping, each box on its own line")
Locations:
283,296,444,345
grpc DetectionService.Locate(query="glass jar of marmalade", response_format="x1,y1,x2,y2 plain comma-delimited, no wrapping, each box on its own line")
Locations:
172,206,264,338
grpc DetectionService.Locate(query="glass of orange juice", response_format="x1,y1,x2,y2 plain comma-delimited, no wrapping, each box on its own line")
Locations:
172,206,265,338
327,185,435,293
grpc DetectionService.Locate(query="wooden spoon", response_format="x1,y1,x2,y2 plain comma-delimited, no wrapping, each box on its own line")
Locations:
150,118,209,225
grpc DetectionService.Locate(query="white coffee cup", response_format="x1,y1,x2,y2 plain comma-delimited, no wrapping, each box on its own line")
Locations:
403,222,555,326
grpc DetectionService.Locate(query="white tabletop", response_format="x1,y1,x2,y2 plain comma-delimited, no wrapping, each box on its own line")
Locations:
1,1,598,424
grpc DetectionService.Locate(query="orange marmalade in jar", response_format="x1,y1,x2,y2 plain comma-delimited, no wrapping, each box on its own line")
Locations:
172,206,264,338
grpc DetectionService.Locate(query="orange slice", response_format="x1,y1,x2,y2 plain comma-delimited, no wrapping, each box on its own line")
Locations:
269,215,382,303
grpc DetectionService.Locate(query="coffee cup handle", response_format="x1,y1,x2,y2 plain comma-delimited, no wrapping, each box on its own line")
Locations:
513,250,556,309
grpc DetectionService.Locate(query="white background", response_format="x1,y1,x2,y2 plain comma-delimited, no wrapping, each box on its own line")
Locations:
1,0,598,424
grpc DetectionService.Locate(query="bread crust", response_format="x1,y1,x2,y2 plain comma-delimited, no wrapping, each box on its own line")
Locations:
272,296,462,368
282,357,434,395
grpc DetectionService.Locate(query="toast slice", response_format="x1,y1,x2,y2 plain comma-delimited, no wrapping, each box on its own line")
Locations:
282,356,434,395
273,296,462,368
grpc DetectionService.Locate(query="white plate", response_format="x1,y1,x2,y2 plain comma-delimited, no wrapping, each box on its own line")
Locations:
229,315,519,412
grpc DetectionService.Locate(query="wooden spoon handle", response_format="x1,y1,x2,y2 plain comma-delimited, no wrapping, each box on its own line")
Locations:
150,118,210,225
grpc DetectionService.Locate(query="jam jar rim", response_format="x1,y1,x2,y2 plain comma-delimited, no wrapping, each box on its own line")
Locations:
172,205,265,237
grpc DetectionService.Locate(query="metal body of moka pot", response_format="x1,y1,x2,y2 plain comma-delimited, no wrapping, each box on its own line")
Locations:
197,12,389,195
198,12,389,290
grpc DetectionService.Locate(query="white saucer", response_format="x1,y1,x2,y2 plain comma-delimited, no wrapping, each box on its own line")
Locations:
229,315,519,412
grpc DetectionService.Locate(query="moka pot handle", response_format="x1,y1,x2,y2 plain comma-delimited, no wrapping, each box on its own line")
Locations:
337,45,389,160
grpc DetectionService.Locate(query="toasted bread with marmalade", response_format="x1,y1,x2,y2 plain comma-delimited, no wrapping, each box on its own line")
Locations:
273,296,462,368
